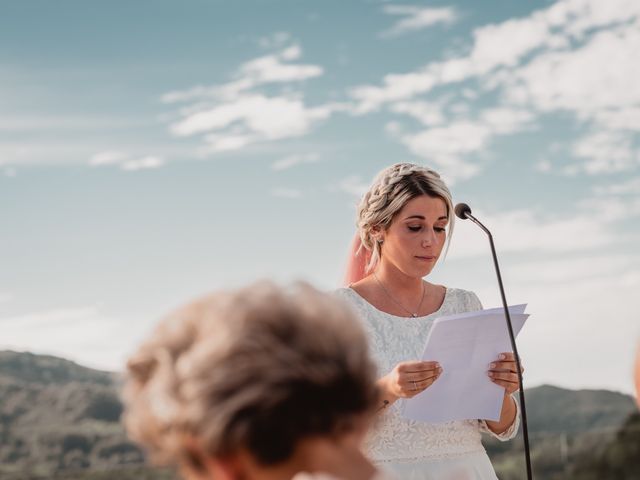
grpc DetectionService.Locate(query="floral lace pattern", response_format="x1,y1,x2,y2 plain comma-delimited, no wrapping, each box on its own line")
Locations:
334,287,520,463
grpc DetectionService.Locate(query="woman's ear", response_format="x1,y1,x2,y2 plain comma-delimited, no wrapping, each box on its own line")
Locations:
181,436,242,480
370,226,384,244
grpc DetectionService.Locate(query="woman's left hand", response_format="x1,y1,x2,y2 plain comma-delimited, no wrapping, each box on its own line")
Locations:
488,352,524,395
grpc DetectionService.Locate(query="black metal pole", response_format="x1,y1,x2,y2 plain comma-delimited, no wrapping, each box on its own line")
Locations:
466,212,533,480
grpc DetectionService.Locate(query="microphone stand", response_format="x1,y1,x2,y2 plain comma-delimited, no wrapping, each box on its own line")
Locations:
462,209,533,480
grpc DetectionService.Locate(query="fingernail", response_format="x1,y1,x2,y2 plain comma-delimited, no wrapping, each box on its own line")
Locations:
499,354,506,360
490,363,496,368
488,371,495,377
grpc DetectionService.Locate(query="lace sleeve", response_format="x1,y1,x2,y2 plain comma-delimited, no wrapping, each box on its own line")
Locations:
478,394,521,441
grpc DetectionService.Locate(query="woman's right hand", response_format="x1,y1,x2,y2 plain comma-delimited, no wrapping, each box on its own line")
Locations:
379,361,442,401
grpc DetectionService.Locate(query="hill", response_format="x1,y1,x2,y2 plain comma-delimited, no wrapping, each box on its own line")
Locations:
0,350,637,479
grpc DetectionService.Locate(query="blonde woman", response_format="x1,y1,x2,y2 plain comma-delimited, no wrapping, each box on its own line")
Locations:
123,281,393,480
336,163,522,479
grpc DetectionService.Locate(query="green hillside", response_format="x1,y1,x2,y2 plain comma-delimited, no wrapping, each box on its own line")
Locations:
0,350,637,479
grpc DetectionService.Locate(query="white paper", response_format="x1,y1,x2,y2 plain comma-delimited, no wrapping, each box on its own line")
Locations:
403,305,528,424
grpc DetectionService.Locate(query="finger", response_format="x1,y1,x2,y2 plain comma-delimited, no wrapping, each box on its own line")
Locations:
489,371,520,383
497,352,515,362
402,367,442,381
414,375,440,390
489,361,518,372
403,372,440,389
399,361,440,373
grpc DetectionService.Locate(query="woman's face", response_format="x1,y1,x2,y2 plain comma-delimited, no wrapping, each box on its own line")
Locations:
378,195,448,278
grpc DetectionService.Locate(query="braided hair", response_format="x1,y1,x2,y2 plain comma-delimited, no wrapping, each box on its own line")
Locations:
353,163,454,276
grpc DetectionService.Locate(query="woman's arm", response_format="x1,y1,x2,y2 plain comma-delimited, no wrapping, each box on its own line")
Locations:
484,392,517,434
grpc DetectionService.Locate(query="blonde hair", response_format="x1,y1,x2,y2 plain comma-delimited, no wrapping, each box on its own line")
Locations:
356,163,454,273
122,280,378,472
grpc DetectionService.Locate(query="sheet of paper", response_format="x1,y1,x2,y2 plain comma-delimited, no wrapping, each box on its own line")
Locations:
403,305,528,424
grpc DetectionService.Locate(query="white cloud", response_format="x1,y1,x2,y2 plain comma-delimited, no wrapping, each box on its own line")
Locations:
89,151,165,171
89,151,128,166
395,107,533,182
381,5,458,38
594,177,640,196
350,0,640,179
571,131,640,174
0,305,141,371
335,175,370,198
258,31,292,49
121,156,164,171
172,94,338,154
390,101,445,126
162,44,323,104
447,206,624,260
0,306,100,328
271,188,303,199
271,153,320,171
163,43,338,155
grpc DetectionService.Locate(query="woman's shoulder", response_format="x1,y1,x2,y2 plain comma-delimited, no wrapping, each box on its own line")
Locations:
442,287,483,311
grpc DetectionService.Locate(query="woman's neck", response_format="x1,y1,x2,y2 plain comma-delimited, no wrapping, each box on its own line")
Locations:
374,262,425,300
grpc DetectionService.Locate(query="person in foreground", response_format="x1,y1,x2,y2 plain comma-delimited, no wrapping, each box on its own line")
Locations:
122,280,393,480
336,163,522,479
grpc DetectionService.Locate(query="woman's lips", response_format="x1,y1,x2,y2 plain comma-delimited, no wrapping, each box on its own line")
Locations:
415,255,436,262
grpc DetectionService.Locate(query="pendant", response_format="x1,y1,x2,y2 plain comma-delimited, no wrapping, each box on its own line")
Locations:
412,313,418,318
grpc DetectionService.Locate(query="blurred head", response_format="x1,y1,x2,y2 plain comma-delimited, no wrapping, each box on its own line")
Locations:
356,163,454,276
123,280,379,479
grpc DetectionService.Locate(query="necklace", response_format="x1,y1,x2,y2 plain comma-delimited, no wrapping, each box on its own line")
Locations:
373,272,426,318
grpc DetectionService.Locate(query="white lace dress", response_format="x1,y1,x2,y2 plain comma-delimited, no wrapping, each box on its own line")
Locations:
335,287,520,480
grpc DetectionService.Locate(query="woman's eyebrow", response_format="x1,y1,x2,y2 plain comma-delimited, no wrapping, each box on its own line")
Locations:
404,215,448,220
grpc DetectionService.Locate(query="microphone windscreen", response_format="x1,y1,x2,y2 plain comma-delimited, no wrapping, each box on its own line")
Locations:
454,203,472,220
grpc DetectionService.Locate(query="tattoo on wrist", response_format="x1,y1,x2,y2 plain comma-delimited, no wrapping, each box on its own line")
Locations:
377,399,390,412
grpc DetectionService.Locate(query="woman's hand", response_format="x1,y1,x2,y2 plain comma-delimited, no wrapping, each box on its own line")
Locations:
380,360,442,401
488,352,524,395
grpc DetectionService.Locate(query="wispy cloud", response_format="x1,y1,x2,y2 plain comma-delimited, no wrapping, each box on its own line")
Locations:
162,43,322,104
271,153,320,171
89,151,165,171
163,42,341,155
393,107,534,183
334,175,370,198
594,177,640,196
380,5,459,38
0,306,99,327
350,0,640,180
447,202,634,260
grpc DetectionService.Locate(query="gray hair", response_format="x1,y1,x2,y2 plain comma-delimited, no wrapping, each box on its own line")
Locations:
356,163,454,273
122,280,378,473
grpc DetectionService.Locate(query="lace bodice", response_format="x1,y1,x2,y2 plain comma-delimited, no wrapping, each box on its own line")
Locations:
334,287,520,464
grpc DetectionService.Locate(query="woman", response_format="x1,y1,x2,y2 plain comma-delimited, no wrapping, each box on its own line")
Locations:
122,280,392,480
336,163,522,479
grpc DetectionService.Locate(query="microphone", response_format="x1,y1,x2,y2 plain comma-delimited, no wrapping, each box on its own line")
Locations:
455,203,533,480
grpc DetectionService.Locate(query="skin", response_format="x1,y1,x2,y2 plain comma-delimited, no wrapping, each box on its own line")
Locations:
182,419,378,480
351,194,523,435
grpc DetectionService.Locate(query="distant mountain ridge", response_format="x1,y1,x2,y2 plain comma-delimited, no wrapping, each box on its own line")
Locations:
0,350,637,479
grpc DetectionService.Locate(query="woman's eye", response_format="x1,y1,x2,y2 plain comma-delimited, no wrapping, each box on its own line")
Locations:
435,227,446,233
408,226,422,232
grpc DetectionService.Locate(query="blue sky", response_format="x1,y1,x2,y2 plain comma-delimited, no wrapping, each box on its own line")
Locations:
1,0,639,395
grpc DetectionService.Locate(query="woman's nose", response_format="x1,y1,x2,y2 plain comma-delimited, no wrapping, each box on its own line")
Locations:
422,229,435,246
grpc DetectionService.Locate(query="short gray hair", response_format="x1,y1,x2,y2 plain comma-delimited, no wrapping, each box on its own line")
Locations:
123,280,378,472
